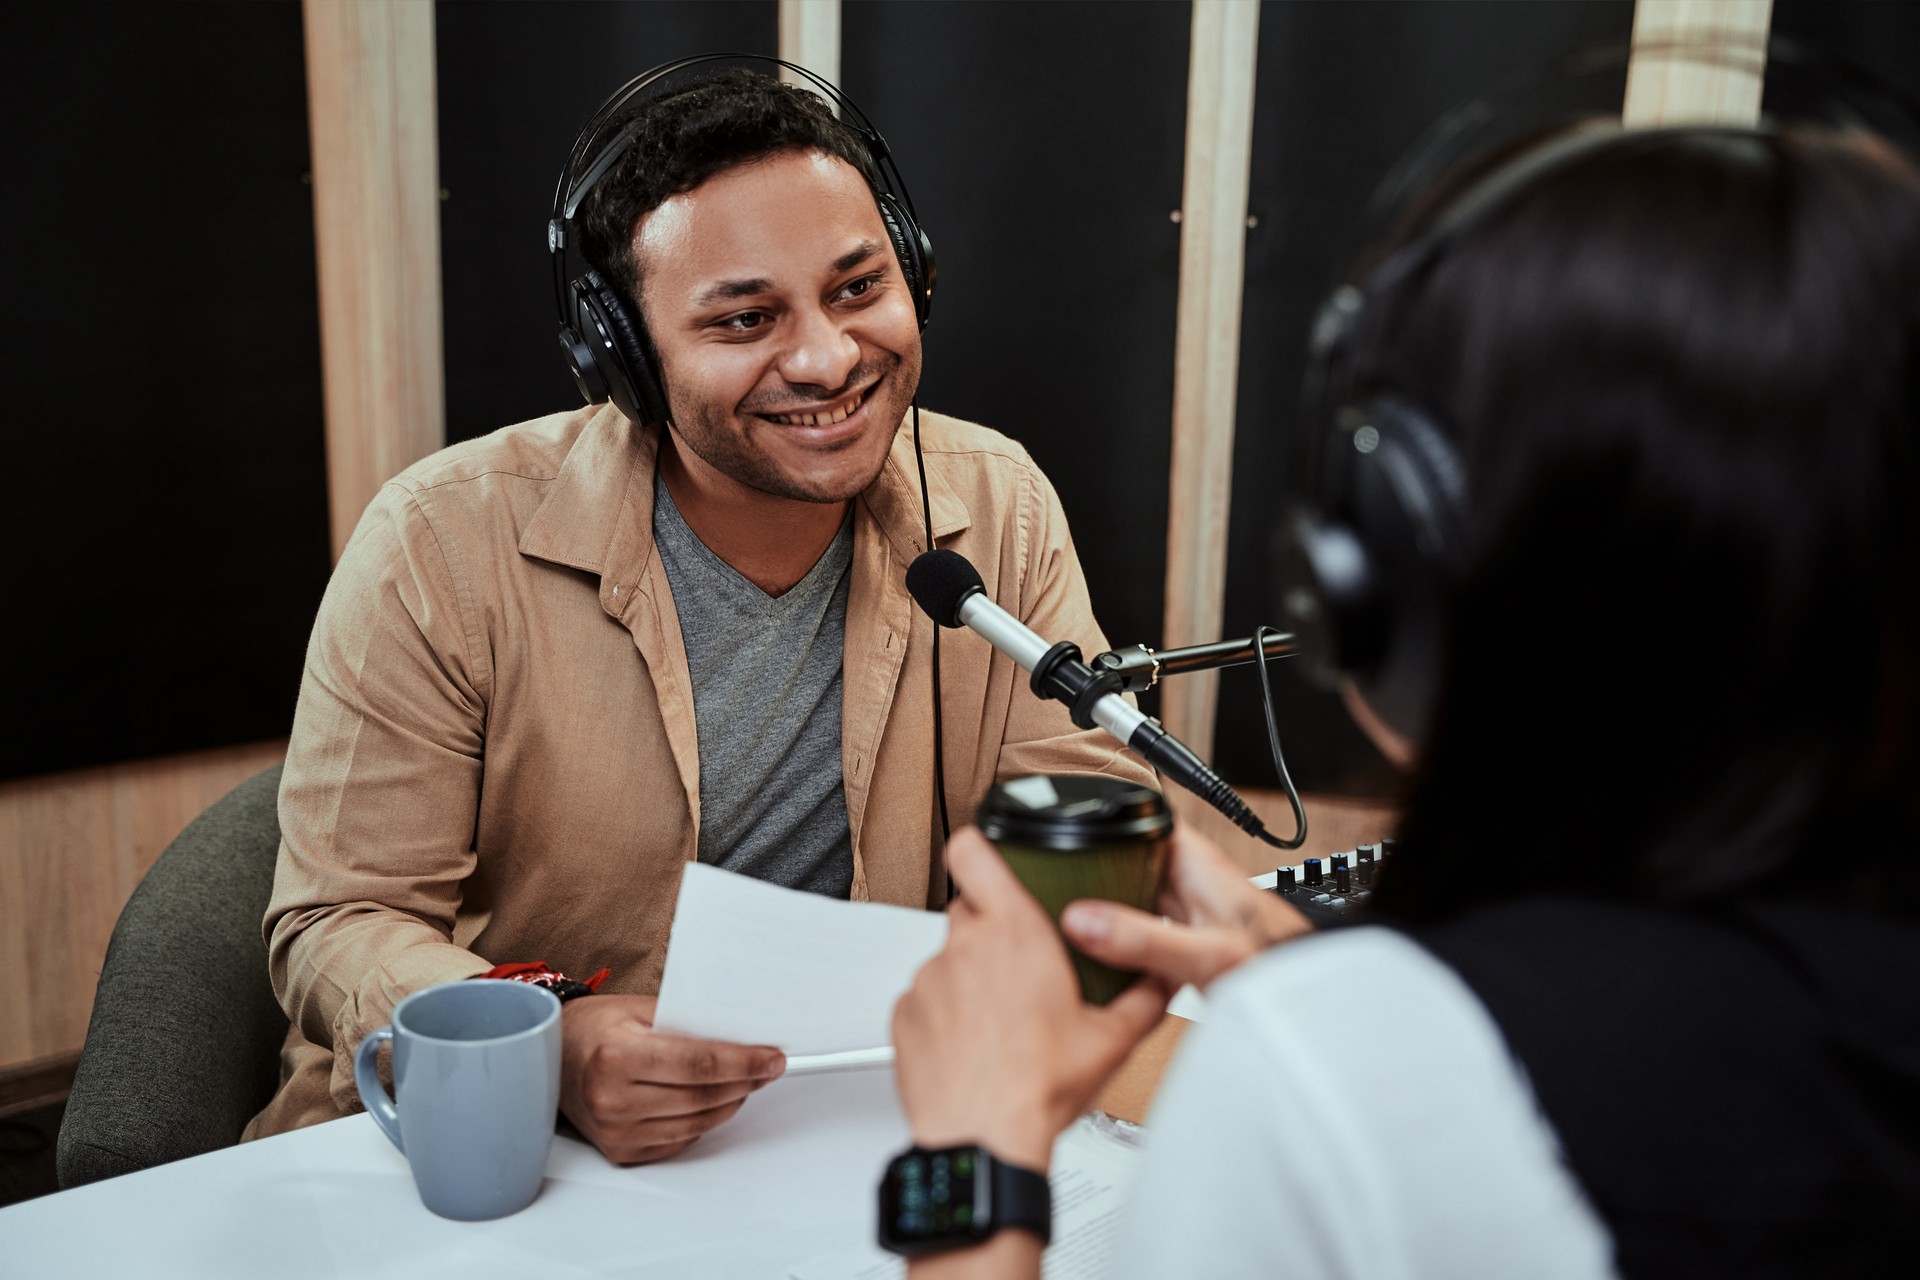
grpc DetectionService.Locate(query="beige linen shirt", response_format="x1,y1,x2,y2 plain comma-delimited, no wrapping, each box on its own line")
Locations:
247,404,1151,1138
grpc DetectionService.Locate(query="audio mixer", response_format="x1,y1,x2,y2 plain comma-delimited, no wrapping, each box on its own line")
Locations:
1251,840,1395,927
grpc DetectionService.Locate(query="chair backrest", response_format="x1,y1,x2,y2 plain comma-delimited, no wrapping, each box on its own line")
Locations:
56,763,289,1188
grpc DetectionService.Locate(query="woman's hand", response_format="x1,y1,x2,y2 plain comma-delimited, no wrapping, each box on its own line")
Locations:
891,829,1173,1172
1060,826,1312,992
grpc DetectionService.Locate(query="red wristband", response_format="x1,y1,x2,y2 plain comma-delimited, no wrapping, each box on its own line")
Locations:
475,961,610,1003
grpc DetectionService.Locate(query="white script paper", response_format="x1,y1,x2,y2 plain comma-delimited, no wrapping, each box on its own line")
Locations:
653,861,950,1058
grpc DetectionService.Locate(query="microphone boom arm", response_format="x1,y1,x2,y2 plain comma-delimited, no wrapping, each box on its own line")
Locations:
1089,632,1299,694
910,551,1306,850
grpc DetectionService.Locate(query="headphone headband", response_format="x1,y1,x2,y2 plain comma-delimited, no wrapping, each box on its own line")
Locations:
554,55,917,228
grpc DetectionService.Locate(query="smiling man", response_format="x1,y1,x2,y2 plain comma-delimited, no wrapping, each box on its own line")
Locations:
247,67,1150,1161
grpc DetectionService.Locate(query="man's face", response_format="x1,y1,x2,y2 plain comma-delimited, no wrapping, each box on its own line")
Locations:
633,150,924,505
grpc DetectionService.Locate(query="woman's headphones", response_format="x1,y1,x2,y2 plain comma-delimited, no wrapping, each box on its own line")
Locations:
548,54,937,427
1276,39,1920,745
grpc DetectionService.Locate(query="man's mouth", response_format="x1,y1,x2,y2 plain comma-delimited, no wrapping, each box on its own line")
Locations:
758,384,870,427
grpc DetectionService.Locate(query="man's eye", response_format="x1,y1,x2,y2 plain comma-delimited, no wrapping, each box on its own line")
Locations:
841,274,882,300
720,312,767,332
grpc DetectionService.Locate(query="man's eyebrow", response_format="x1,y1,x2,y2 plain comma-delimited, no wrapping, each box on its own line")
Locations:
692,276,774,308
833,240,885,274
687,242,885,309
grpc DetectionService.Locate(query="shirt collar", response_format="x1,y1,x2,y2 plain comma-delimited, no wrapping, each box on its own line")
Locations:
517,405,971,586
517,403,656,580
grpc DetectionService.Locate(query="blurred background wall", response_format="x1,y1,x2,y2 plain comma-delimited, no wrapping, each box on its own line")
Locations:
3,0,1915,1082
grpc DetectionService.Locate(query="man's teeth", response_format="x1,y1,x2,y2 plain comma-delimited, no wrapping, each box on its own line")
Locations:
768,392,862,427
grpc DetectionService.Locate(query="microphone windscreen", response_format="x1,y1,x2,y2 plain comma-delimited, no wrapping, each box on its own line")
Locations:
906,549,984,628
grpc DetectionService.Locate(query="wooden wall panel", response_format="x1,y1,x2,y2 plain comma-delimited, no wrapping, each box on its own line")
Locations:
304,0,446,558
780,0,841,88
0,741,288,1070
1161,0,1261,762
1625,0,1773,126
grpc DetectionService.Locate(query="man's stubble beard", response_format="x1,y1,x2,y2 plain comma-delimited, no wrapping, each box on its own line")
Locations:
665,347,922,505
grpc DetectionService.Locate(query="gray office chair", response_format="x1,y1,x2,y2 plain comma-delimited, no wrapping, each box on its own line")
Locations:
57,763,290,1188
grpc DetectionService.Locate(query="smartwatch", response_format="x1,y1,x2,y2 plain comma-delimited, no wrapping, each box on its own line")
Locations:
877,1143,1052,1257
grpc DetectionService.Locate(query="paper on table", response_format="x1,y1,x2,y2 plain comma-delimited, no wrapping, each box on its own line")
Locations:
653,862,949,1058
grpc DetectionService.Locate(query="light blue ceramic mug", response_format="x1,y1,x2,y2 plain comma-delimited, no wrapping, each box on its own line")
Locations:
354,979,562,1220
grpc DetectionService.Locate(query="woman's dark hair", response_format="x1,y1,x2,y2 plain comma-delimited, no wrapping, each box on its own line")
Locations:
576,67,885,312
1366,125,1920,919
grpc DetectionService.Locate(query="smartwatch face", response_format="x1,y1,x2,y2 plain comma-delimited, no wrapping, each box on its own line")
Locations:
882,1146,987,1246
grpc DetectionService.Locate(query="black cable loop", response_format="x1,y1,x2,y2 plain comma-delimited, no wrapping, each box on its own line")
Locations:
1251,624,1308,850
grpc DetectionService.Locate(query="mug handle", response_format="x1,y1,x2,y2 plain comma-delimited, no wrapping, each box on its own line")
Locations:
353,1026,404,1152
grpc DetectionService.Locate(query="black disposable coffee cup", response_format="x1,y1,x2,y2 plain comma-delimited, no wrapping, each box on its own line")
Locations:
977,775,1173,1005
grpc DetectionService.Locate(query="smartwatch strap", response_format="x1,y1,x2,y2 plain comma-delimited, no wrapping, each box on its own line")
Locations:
990,1155,1053,1247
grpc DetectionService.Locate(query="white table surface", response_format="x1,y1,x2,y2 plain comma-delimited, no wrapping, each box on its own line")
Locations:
3,1067,1145,1280
2,1069,916,1280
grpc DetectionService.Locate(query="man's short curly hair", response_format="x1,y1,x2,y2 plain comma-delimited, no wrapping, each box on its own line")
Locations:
576,67,885,313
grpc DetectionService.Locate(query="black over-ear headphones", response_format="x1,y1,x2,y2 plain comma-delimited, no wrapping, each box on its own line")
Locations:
1277,40,1920,745
549,54,937,427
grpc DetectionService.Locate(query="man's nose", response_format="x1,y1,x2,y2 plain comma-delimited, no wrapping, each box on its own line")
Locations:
777,305,861,393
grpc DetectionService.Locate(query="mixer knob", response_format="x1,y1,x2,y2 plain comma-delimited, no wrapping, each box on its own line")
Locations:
1334,865,1352,895
1331,853,1350,872
1275,867,1296,891
1303,857,1323,886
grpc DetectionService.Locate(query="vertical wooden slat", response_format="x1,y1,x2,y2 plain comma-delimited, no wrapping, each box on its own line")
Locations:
780,0,842,92
303,0,445,559
1160,0,1261,761
1625,0,1773,127
0,800,27,1059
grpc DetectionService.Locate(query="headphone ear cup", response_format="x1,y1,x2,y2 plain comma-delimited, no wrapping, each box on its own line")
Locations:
878,193,934,328
1336,394,1466,741
576,270,669,426
1281,392,1466,744
1370,397,1467,549
558,318,611,407
1278,510,1388,687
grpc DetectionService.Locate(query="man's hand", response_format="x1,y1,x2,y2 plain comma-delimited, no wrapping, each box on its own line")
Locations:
559,993,786,1164
1060,826,1312,991
891,829,1172,1173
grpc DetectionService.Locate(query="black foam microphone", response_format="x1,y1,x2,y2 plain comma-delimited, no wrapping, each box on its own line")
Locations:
906,550,1283,845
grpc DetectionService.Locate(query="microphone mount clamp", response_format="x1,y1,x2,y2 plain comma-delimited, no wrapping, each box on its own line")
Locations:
1089,631,1299,695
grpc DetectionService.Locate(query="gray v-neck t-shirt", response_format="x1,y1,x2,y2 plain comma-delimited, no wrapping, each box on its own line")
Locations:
652,475,855,898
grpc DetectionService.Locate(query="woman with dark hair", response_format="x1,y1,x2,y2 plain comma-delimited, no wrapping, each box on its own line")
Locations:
886,124,1920,1278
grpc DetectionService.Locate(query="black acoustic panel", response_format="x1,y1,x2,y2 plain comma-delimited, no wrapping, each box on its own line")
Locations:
1214,0,1637,797
0,1,330,780
1771,2,1920,110
842,0,1190,673
436,1,777,443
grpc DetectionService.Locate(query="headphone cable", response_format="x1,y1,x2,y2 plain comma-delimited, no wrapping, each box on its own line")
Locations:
911,401,953,865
